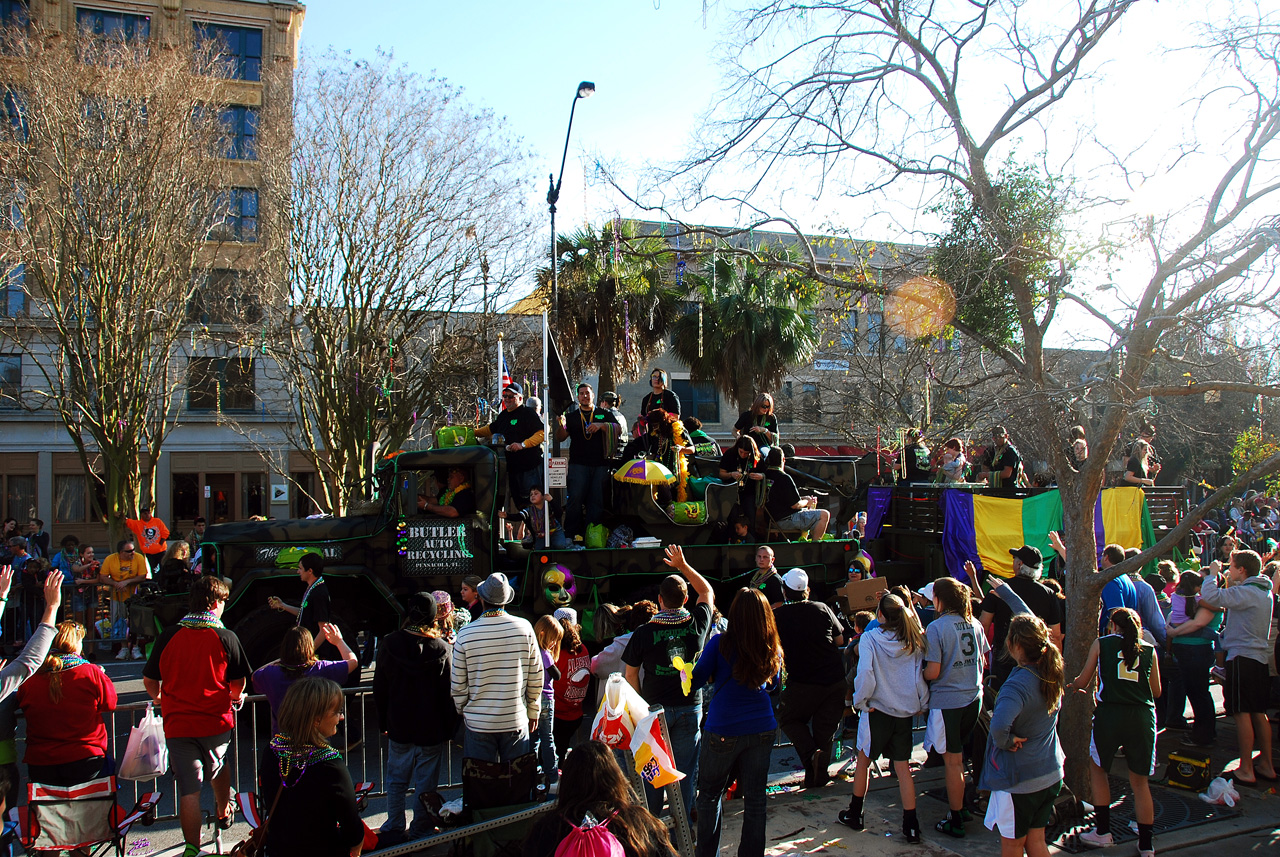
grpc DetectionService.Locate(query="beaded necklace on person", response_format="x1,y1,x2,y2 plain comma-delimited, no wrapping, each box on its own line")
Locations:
440,482,472,507
650,606,691,625
296,576,324,628
481,606,506,619
44,650,89,671
179,611,224,630
270,734,340,785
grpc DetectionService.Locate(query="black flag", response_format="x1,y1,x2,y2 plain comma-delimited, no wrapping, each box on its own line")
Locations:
546,332,573,413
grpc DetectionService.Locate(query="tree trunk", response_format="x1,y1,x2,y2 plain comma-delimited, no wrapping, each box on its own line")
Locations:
1059,479,1104,802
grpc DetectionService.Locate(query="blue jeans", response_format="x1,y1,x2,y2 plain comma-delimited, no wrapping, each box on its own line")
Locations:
531,698,558,784
463,726,529,763
696,730,776,857
643,702,701,822
1169,643,1217,744
381,740,446,836
565,463,608,538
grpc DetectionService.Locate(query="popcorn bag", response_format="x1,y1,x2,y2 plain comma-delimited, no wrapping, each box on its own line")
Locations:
590,674,650,749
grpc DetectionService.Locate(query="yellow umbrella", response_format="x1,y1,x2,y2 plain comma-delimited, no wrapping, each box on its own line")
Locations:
614,458,676,485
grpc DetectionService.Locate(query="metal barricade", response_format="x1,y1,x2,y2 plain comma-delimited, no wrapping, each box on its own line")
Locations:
101,685,456,822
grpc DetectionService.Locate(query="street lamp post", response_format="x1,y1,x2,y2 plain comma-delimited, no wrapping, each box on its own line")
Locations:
547,81,595,331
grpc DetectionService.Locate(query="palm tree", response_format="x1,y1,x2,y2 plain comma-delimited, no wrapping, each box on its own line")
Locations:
536,220,682,395
671,248,819,409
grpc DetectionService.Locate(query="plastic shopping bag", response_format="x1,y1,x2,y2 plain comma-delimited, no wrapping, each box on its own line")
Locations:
590,674,650,750
118,702,169,781
1199,777,1241,808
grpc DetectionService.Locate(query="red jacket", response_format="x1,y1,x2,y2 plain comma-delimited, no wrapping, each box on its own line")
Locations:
16,663,117,765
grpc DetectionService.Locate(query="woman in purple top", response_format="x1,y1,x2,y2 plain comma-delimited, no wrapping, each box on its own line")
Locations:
252,623,358,734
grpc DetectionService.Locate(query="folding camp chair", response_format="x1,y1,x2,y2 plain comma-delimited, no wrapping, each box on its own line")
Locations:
9,776,160,856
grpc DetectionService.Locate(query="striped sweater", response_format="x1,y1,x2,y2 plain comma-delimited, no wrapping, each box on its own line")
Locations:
450,612,543,732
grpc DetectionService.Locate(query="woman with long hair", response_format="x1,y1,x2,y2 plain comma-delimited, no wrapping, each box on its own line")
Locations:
259,677,364,857
15,620,117,785
734,393,779,445
253,623,358,734
925,577,990,837
521,740,676,857
690,587,783,857
980,577,1067,857
1068,607,1160,857
1123,439,1157,487
841,591,929,842
158,539,196,594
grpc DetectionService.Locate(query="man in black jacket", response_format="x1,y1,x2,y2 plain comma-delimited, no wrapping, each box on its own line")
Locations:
373,593,457,843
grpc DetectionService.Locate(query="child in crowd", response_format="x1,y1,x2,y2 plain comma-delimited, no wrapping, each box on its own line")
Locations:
460,575,483,622
551,608,592,771
1069,607,1160,857
532,616,563,791
840,592,929,843
924,577,990,838
520,487,572,550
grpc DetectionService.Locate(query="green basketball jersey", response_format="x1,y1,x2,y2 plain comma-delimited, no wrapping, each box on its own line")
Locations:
1096,634,1154,707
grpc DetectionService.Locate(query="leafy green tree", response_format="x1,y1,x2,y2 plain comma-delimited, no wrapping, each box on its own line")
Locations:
537,220,682,396
931,163,1067,349
1232,427,1280,495
670,248,819,410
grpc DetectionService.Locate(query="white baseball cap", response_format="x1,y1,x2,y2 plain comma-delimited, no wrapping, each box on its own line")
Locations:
782,568,809,592
916,581,936,602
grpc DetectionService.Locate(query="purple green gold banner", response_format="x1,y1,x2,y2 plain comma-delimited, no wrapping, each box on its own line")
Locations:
941,487,1155,579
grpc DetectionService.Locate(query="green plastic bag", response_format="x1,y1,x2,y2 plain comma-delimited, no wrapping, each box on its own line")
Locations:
686,476,716,501
585,523,609,549
672,501,707,524
435,425,476,448
274,545,313,568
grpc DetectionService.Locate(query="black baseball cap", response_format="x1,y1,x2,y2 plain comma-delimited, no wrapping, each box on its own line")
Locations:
1009,545,1043,568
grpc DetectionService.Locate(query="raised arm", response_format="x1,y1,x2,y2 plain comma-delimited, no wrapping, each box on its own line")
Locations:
663,545,714,609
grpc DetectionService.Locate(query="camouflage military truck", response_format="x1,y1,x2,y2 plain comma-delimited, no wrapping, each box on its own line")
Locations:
183,445,875,665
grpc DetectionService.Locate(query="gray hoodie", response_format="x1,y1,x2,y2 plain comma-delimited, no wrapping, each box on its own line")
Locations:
0,621,54,701
852,626,929,718
1199,574,1274,665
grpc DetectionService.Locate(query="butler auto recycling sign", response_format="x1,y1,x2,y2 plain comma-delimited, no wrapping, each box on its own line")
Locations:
403,521,475,576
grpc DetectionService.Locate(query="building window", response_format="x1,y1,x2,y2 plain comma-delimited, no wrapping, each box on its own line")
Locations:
194,23,262,81
53,473,86,524
188,269,262,325
209,188,258,243
291,471,319,519
671,379,720,424
219,105,258,160
3,88,26,142
801,382,820,424
866,311,884,355
0,353,19,407
0,1,28,28
839,311,859,352
243,472,266,518
171,472,200,520
187,356,255,412
76,8,150,41
2,266,24,316
778,381,794,424
3,473,34,520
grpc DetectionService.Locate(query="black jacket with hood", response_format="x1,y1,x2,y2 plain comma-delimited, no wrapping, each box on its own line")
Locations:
373,629,458,745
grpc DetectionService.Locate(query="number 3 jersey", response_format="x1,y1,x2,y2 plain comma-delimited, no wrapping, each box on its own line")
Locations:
1095,634,1155,707
924,613,991,710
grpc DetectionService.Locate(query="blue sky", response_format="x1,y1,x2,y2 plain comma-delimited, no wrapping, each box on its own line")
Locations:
299,1,730,233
